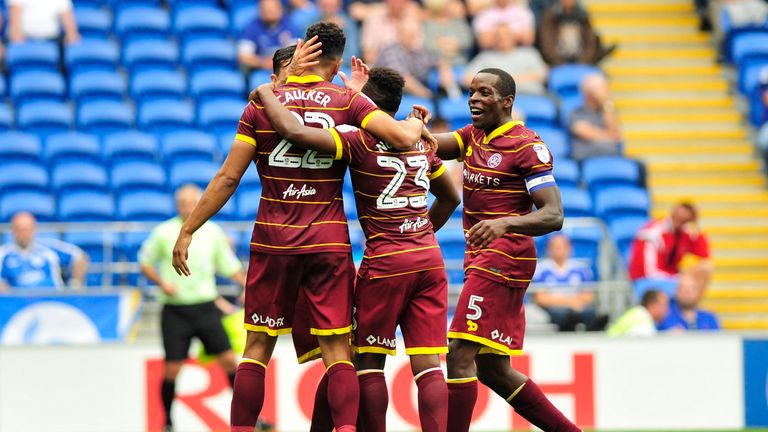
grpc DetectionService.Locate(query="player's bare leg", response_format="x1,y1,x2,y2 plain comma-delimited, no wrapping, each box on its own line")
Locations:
475,354,581,432
215,349,238,387
410,354,448,432
231,331,278,432
318,334,359,432
161,360,184,431
446,339,481,432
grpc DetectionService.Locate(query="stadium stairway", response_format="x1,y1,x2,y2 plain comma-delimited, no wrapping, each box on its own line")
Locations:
586,0,768,330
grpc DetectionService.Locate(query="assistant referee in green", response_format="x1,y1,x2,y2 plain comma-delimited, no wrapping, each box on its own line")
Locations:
140,184,245,432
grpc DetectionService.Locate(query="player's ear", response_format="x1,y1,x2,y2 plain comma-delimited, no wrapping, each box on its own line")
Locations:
332,58,342,77
504,95,515,111
270,74,277,83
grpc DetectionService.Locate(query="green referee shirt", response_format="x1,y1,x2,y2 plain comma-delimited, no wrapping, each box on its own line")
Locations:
139,217,242,305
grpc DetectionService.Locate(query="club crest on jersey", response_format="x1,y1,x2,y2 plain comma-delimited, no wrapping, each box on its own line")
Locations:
533,144,551,163
282,183,317,200
487,153,502,168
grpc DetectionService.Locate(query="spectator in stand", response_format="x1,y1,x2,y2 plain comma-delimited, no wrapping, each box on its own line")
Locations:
360,0,420,63
658,272,721,332
317,0,361,60
7,0,80,44
607,289,669,337
756,68,768,165
287,0,321,36
237,0,296,71
462,24,548,94
537,0,614,66
472,0,535,50
423,0,473,66
375,17,459,99
532,234,607,331
569,73,622,161
0,212,89,291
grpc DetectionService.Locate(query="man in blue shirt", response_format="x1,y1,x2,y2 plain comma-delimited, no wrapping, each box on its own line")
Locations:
658,272,720,331
237,0,296,71
0,212,88,291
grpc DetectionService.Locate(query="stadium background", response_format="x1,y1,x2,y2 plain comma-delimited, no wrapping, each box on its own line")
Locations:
1,0,768,430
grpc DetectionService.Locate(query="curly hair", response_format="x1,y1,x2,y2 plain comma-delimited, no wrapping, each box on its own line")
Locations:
361,67,405,114
272,44,297,76
305,22,346,61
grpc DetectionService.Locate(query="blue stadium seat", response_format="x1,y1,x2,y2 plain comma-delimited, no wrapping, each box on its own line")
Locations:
235,229,252,258
219,133,234,157
118,190,174,220
535,126,570,159
52,161,109,193
10,70,66,103
594,186,650,223
342,191,357,219
552,158,579,187
516,94,558,128
124,39,179,72
582,156,642,193
438,95,471,130
198,98,246,134
120,231,151,261
162,130,218,162
75,7,112,39
130,69,187,103
65,39,120,73
115,7,171,42
17,101,74,135
559,186,593,218
78,100,134,134
70,70,126,103
0,191,56,222
230,4,256,36
46,132,101,165
169,160,218,189
62,232,114,263
73,0,111,8
174,6,229,42
609,216,648,264
732,32,768,65
167,0,221,9
6,41,60,73
104,130,159,163
58,191,116,221
0,104,11,131
236,187,261,220
112,161,168,192
249,70,273,90
113,0,161,9
138,100,195,133
750,85,766,126
738,59,768,95
562,225,603,262
547,64,602,98
239,165,261,191
182,38,237,73
190,69,246,101
0,163,49,192
0,133,42,164
395,95,434,120
0,75,5,98
213,198,238,221
435,227,466,260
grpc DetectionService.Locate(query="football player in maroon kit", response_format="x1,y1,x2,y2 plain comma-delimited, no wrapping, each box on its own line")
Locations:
256,67,460,432
171,23,427,432
424,68,581,432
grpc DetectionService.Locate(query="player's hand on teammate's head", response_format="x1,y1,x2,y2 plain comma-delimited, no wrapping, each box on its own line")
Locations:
172,231,193,277
466,219,509,249
339,56,370,93
285,35,323,79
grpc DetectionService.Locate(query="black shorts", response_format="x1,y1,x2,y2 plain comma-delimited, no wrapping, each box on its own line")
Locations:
161,301,231,361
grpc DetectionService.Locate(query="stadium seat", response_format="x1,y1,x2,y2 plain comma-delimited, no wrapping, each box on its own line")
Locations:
0,133,42,164
738,59,768,95
169,160,219,189
516,94,558,128
17,101,74,135
239,165,261,191
138,100,195,133
0,104,11,131
10,70,66,103
62,232,114,263
248,70,273,90
65,39,120,73
535,126,570,159
547,64,602,98
438,95,471,130
609,216,649,264
559,186,593,218
70,70,126,103
78,100,134,134
562,225,603,262
219,133,235,157
190,69,246,101
0,191,56,222
182,38,237,73
75,7,112,39
52,161,109,193
594,186,650,223
46,132,101,165
115,7,171,42
395,95,434,120
198,98,246,134
6,41,60,73
112,161,168,192
552,158,579,187
212,198,238,221
230,4,256,36
732,32,768,65
750,85,766,126
130,69,187,103
120,231,151,261
0,163,49,192
582,156,642,193
236,187,261,220
435,227,466,260
174,6,229,42
123,39,179,72
117,190,174,220
104,130,159,163
58,191,116,221
162,130,218,162
167,0,221,9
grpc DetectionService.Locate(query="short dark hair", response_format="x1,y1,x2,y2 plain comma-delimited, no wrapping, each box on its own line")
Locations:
677,201,698,222
305,22,346,61
640,289,665,307
361,67,405,114
272,44,297,76
477,68,516,99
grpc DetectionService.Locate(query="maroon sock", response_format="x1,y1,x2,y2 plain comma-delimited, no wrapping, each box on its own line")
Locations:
310,374,333,432
326,361,360,431
358,370,388,432
446,379,477,432
415,369,448,432
508,379,581,432
230,361,266,432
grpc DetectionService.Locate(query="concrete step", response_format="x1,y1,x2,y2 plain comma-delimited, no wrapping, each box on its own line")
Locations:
625,143,753,157
713,257,768,269
615,97,734,109
624,129,746,140
648,175,765,188
611,80,728,92
654,190,768,202
704,303,768,314
641,154,756,164
619,111,742,123
587,2,693,13
706,289,768,299
706,225,768,235
602,33,710,45
615,89,730,99
593,16,699,28
711,281,768,290
714,271,768,282
722,319,768,331
651,207,768,221
647,160,760,173
715,249,768,259
605,64,722,78
605,58,719,68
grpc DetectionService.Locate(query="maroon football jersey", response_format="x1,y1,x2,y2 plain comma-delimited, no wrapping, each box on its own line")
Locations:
454,120,557,287
236,75,383,254
332,126,447,278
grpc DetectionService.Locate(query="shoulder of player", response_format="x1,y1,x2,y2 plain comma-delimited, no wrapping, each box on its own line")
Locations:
492,124,546,151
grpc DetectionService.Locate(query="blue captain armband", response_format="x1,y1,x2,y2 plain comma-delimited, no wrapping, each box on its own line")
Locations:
525,170,556,194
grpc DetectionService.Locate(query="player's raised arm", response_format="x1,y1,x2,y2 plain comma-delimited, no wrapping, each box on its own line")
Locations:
363,110,423,151
427,168,461,232
409,104,464,160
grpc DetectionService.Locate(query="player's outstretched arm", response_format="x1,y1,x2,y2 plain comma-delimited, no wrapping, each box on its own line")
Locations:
172,141,255,276
428,170,461,232
408,105,463,160
256,84,338,155
364,114,424,151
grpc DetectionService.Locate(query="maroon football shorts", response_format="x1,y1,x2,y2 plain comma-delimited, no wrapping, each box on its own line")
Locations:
448,272,526,355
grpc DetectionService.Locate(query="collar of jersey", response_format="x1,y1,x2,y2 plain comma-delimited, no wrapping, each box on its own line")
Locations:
483,120,524,144
286,75,324,84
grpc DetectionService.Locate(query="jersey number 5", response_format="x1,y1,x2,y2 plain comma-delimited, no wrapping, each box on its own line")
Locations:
376,155,430,209
466,295,484,320
269,112,335,169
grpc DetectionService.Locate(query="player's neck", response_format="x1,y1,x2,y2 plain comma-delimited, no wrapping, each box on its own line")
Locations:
304,65,334,82
484,114,514,135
